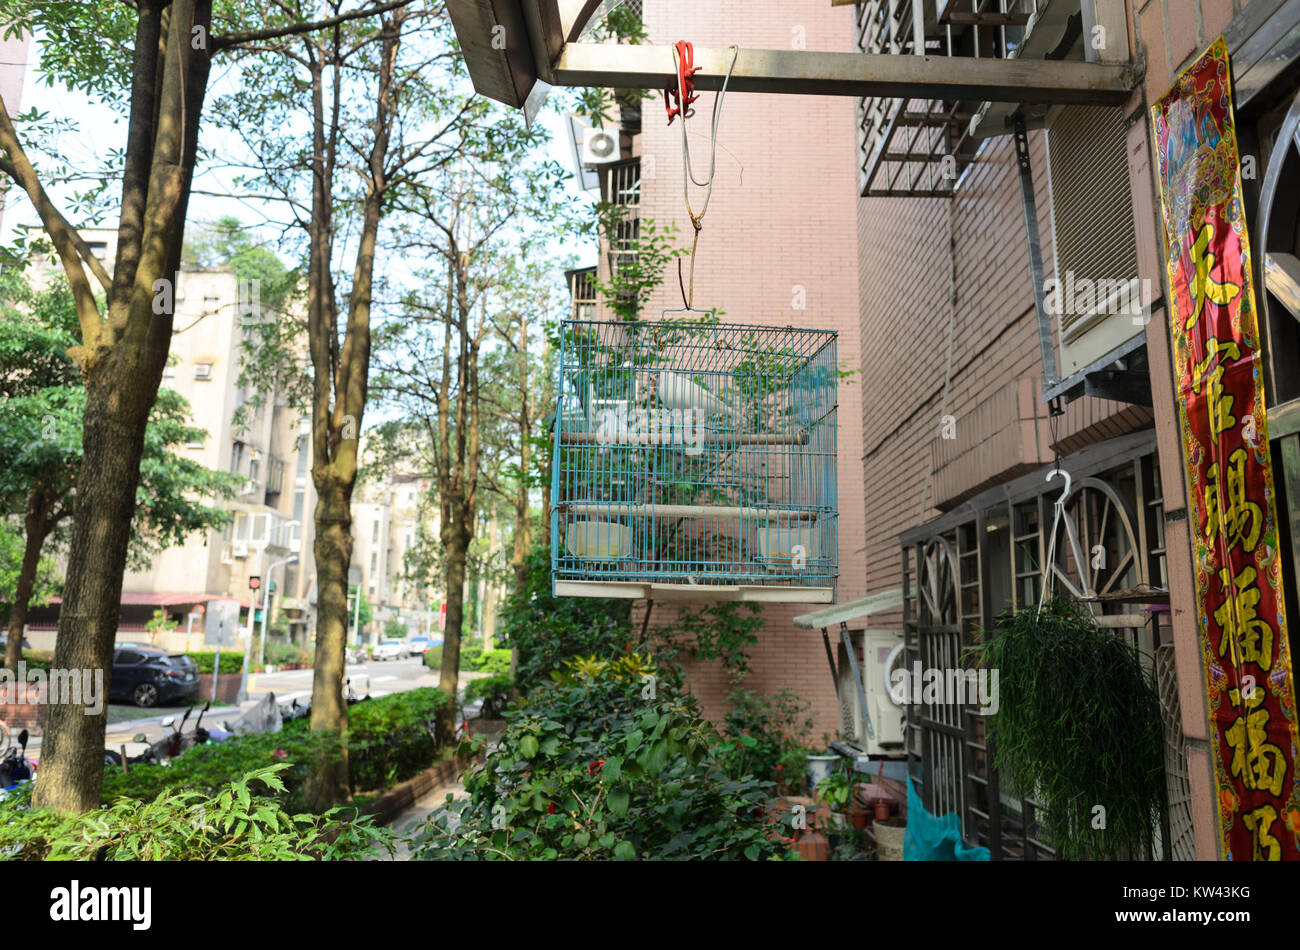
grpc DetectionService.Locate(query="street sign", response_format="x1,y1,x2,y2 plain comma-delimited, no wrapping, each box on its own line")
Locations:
203,599,241,646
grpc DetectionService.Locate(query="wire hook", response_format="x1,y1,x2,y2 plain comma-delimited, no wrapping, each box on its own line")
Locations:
1037,466,1072,617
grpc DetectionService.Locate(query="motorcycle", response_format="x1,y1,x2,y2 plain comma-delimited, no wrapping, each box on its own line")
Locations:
104,706,193,768
0,728,35,793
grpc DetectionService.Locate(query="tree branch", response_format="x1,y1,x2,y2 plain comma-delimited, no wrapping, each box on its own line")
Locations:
211,0,412,52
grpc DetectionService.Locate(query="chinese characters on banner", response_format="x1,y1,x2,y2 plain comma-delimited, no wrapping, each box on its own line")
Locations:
1152,36,1300,860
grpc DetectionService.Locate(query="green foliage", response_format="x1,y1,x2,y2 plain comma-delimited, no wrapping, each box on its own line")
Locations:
424,644,442,671
657,601,766,681
473,648,511,675
411,664,792,861
0,522,60,611
383,618,407,640
101,688,451,809
348,688,452,793
718,688,816,793
186,651,246,675
970,598,1166,860
145,610,178,635
592,210,685,321
464,674,513,718
0,271,240,576
349,586,373,630
264,641,307,667
496,545,633,692
0,766,395,861
815,759,856,811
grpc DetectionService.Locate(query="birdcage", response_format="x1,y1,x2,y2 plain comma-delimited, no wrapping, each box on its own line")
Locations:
551,316,838,603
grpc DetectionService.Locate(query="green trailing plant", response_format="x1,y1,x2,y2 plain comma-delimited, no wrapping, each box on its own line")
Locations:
970,598,1166,860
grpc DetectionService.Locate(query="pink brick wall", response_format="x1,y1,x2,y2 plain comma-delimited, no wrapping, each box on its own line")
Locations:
624,0,864,738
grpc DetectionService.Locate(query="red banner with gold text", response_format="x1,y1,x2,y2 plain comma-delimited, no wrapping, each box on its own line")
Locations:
1152,36,1300,860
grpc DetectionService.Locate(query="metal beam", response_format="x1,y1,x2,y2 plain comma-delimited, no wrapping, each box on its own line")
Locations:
446,0,538,109
552,43,1135,105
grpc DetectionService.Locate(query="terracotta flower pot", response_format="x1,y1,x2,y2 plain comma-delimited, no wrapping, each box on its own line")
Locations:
873,800,892,821
850,806,871,830
796,829,830,861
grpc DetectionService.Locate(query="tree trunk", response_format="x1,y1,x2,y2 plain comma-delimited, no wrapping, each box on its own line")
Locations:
304,478,352,808
436,539,467,743
4,490,52,674
31,370,153,811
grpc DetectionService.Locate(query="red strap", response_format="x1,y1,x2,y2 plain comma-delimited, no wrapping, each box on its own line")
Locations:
664,40,700,125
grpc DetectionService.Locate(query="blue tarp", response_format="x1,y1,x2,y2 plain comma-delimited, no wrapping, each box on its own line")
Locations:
903,775,991,861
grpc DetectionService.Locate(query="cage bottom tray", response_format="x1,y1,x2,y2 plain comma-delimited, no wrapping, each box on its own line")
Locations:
553,579,834,603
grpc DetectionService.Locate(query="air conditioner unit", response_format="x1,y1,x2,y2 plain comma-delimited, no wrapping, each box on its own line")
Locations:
231,540,250,558
837,629,907,756
581,126,619,165
194,362,213,380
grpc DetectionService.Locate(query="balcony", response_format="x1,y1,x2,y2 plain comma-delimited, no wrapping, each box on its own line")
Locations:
854,0,1131,197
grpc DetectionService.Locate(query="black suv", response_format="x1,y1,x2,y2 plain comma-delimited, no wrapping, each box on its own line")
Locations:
110,645,200,707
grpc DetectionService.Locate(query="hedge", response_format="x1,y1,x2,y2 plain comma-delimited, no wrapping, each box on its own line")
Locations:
101,686,452,811
182,651,245,675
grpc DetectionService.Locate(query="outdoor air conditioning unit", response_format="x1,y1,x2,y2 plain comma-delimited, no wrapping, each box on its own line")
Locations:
1046,105,1148,379
581,126,619,165
230,540,250,558
837,629,907,756
194,362,213,379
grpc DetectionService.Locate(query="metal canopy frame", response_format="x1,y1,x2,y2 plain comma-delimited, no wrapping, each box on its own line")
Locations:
447,0,1135,115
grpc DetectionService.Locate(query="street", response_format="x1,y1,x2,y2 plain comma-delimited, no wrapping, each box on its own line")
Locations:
29,657,483,763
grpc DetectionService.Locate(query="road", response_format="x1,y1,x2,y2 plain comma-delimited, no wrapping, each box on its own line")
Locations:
31,655,485,762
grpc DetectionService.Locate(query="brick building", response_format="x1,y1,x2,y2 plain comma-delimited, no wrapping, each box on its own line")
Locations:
469,0,1300,859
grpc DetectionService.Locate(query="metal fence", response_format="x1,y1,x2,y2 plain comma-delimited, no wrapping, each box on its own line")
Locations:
551,317,838,602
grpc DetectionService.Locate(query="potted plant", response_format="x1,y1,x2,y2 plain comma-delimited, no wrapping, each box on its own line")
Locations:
806,749,837,795
969,597,1167,860
815,760,855,828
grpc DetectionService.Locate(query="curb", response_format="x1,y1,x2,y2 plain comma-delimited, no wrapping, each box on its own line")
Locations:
361,751,481,828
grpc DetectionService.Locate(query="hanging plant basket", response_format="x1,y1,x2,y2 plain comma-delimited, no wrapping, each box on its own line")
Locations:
969,597,1167,860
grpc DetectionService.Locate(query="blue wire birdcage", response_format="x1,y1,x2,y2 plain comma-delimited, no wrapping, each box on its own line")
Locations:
551,315,838,603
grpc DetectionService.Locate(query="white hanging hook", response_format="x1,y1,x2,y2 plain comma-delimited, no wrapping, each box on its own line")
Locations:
1046,466,1072,501
1038,466,1072,617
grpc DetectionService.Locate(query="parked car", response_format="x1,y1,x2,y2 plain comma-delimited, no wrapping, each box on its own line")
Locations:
109,646,199,707
373,639,408,661
407,637,433,655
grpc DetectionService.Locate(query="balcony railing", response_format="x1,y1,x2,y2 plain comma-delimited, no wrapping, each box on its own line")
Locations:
854,0,1059,197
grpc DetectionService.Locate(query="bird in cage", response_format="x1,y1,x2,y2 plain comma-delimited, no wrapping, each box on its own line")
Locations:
635,369,735,419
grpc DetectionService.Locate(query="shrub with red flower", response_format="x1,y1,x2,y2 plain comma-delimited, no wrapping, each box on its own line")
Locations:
588,759,605,775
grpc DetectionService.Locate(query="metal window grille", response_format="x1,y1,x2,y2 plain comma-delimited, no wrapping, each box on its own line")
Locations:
551,317,838,603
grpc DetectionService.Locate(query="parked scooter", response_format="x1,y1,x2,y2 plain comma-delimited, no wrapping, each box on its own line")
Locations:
0,728,35,793
104,706,193,768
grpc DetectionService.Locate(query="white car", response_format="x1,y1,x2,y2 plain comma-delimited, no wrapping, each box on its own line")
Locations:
373,639,408,661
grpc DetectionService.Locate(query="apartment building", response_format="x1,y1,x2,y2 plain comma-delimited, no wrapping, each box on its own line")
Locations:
351,470,436,642
850,0,1300,862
